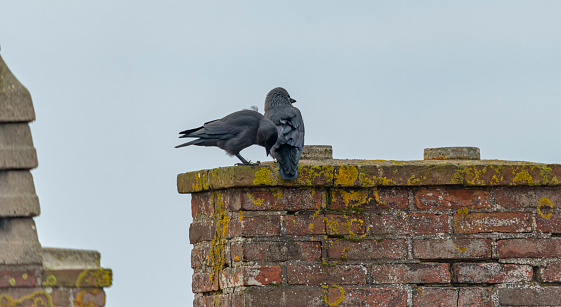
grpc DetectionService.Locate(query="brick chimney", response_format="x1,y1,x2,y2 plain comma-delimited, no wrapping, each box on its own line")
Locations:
0,54,112,306
179,145,561,306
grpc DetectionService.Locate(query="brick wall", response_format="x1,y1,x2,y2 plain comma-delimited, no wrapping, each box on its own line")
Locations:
179,158,561,307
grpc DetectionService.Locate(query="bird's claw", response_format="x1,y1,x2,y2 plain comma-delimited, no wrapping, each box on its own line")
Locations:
235,161,260,166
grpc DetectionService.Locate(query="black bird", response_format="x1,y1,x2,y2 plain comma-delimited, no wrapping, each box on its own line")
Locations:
175,109,278,165
264,87,305,180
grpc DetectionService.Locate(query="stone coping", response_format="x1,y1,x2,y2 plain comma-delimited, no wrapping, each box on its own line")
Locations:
177,159,561,193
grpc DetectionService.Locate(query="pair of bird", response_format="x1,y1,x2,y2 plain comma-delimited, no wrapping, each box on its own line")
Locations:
175,87,304,180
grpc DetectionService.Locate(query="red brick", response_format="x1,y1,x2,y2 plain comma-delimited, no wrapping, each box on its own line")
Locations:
286,264,367,285
220,266,281,288
241,188,322,211
413,287,457,307
235,241,321,262
414,188,491,210
0,289,71,306
454,263,532,283
369,213,449,235
537,213,561,233
191,192,214,218
495,186,561,209
539,261,561,282
73,289,106,307
189,222,216,244
371,263,450,284
499,287,561,306
244,287,325,307
414,287,493,307
327,239,407,260
458,288,493,307
192,272,219,293
453,212,532,234
328,287,407,307
240,215,281,237
324,214,365,236
285,214,326,235
330,187,408,210
412,239,492,260
191,243,212,268
498,238,561,258
0,268,36,287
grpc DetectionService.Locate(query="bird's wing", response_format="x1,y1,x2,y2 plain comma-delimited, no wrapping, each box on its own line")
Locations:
278,108,304,149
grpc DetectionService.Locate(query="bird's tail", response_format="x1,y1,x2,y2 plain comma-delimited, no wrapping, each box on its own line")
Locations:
175,138,206,148
276,145,299,180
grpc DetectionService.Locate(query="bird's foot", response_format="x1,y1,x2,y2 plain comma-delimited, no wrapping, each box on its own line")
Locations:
235,161,260,166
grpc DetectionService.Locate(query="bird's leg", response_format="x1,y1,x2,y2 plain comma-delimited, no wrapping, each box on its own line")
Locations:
235,154,259,166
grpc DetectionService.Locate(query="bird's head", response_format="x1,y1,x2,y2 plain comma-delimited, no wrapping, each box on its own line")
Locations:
265,87,296,110
258,118,279,156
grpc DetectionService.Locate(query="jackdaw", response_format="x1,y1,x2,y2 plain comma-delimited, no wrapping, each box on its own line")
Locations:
175,109,278,166
264,87,305,180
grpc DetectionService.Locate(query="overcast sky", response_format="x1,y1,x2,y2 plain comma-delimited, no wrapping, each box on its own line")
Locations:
1,1,560,306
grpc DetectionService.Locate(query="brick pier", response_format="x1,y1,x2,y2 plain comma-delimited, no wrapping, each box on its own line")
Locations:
179,148,561,306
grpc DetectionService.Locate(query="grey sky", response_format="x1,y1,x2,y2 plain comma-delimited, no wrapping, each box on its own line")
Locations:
1,1,560,305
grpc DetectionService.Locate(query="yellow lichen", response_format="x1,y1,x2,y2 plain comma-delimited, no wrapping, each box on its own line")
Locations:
76,269,112,287
42,274,57,286
335,166,358,186
253,168,276,185
537,197,554,219
246,193,264,206
323,284,346,306
210,193,229,284
0,292,54,307
512,168,534,186
338,189,372,209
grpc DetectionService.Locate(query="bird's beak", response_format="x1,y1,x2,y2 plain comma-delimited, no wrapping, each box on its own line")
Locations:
266,148,270,156
290,98,296,104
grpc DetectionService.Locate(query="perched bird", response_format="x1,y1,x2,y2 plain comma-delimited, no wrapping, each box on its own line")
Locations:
175,109,278,165
264,87,305,180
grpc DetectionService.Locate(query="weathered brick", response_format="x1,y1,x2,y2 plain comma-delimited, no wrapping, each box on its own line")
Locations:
453,212,532,234
454,263,532,283
539,261,561,282
414,287,493,307
328,287,407,307
189,222,216,244
240,215,281,237
330,187,408,210
495,186,561,209
220,266,281,288
191,243,212,268
413,287,457,307
241,188,322,211
371,263,450,284
327,239,407,260
369,213,449,235
414,188,491,210
536,213,561,233
324,214,365,236
0,268,36,287
286,264,367,285
42,269,112,287
235,241,321,262
458,288,493,307
499,287,561,306
73,289,106,307
192,272,219,293
244,287,325,307
463,164,560,186
0,288,70,306
191,192,213,218
285,214,326,235
413,239,492,260
498,238,561,258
